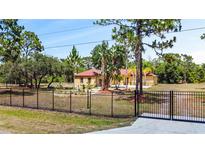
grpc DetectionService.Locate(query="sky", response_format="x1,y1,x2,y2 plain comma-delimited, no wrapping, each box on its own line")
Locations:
18,19,205,64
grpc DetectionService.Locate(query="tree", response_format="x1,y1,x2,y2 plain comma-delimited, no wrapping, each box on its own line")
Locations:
0,19,24,63
95,19,181,94
21,31,44,86
26,53,51,88
162,53,183,83
46,57,63,88
91,41,111,90
0,60,23,85
91,41,126,90
82,56,93,69
65,46,84,82
181,54,194,83
61,59,74,83
21,31,44,58
153,53,204,84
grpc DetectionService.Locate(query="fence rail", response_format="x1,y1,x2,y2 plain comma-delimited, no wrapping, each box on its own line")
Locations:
0,88,136,118
1,88,205,123
138,91,205,123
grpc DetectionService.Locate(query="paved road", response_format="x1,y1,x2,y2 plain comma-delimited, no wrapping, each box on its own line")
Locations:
90,118,205,134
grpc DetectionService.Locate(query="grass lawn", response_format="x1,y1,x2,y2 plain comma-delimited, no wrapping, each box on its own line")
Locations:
0,106,134,134
146,83,205,91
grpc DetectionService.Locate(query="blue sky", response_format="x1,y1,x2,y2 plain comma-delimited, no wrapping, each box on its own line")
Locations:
18,19,205,64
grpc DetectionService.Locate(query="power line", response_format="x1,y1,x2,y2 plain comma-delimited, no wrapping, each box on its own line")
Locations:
38,25,97,36
44,26,205,49
44,40,114,49
168,26,205,34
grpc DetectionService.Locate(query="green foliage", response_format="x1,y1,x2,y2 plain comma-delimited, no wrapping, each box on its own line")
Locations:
95,20,181,92
65,46,84,82
82,56,93,69
95,19,181,55
153,53,205,83
91,41,126,90
21,31,44,57
0,19,24,63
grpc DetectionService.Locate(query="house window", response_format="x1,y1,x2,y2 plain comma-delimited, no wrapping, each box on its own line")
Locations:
88,78,91,84
80,78,83,83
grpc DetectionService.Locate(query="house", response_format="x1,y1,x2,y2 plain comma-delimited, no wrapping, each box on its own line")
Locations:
74,68,103,89
74,68,158,89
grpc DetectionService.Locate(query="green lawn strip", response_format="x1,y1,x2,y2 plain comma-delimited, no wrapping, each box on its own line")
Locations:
146,83,205,91
0,106,134,133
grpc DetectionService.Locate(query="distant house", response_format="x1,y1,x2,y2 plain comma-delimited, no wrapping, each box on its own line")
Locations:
74,68,158,89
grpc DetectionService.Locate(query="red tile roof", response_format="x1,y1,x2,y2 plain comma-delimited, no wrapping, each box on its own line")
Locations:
75,68,156,77
75,68,101,77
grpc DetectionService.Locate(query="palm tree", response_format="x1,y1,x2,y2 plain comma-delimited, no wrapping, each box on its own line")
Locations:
91,41,126,91
91,41,111,90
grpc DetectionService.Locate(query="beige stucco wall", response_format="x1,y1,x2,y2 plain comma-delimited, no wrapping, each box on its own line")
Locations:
111,75,158,86
74,76,100,88
143,76,158,86
74,74,158,89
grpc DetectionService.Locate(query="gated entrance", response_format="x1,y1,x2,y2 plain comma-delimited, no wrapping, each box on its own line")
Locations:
138,91,205,123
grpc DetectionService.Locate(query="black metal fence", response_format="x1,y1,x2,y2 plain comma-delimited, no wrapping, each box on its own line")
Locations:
138,91,205,123
1,88,205,122
0,88,135,118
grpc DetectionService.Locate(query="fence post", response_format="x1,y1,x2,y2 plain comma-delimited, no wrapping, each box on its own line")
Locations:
111,91,114,117
69,90,72,113
170,91,173,120
52,89,55,110
137,90,140,117
87,90,89,109
10,88,12,106
22,89,25,107
172,91,174,120
134,90,137,117
89,90,91,115
37,88,39,109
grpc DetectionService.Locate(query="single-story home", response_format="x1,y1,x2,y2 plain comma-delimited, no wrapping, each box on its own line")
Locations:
74,68,158,89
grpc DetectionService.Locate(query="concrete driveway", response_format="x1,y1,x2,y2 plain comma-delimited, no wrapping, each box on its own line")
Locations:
90,118,205,134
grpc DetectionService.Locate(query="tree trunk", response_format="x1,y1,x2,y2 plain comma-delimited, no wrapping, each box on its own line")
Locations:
25,71,28,87
139,51,143,94
104,75,110,90
30,78,33,88
101,56,106,90
34,79,38,89
135,21,143,117
47,77,55,88
135,20,143,96
37,77,43,89
125,47,128,90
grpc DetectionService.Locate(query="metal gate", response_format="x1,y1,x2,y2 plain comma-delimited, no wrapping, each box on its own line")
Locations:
138,91,205,123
